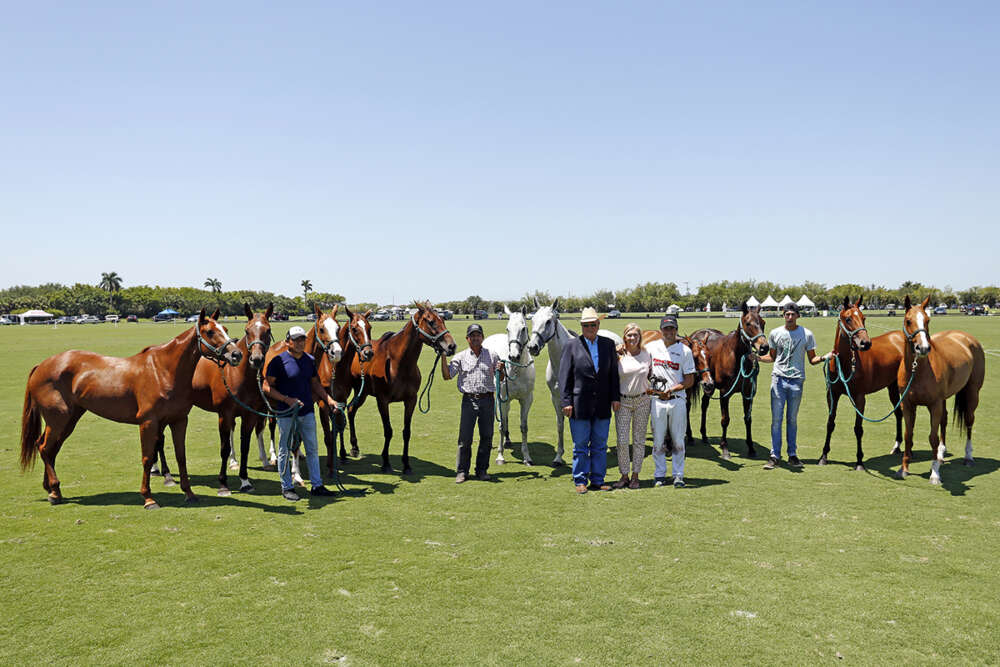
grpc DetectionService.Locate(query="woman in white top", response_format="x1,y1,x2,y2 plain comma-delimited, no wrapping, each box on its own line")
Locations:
613,323,652,489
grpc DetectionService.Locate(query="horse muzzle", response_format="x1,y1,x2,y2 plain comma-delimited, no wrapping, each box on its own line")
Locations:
224,349,243,367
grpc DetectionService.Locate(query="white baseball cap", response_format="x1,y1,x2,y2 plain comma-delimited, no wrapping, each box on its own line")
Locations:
287,326,307,340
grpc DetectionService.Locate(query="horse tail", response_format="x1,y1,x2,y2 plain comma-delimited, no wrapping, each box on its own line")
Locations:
20,368,41,471
689,380,702,402
952,384,970,434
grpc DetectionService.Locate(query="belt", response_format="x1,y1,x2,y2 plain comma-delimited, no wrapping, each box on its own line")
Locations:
622,393,647,399
464,392,494,400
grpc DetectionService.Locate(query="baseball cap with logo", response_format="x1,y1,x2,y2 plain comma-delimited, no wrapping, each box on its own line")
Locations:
466,323,484,336
287,325,307,340
659,315,678,329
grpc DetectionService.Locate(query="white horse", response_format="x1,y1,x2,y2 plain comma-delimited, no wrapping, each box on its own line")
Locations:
483,305,536,465
526,298,623,466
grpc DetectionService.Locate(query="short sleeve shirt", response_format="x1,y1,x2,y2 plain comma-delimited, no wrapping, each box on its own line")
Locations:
266,351,318,413
447,347,496,394
767,326,816,380
644,339,696,401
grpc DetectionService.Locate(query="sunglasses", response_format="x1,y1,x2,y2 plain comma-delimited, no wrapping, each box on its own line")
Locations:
581,323,598,328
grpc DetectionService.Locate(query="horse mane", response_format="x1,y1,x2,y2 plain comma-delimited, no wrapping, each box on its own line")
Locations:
376,330,395,344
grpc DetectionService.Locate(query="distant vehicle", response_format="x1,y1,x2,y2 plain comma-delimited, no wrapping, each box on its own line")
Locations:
440,309,453,320
473,309,489,320
373,310,390,321
54,316,75,324
972,305,986,316
152,313,173,322
186,314,199,322
271,312,289,321
77,315,101,324
0,316,12,325
933,306,947,315
306,313,317,321
126,314,139,323
607,309,621,319
105,314,120,323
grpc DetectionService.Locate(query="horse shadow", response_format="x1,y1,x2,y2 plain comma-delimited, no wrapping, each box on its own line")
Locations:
160,471,376,506
337,453,455,483
862,451,1000,496
684,437,746,471
60,486,306,514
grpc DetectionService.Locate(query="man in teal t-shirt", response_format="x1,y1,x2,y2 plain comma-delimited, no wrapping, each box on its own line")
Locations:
757,303,835,469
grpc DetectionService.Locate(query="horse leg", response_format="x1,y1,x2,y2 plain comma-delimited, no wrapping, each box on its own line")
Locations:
852,394,866,471
896,405,916,479
718,396,731,460
962,382,979,466
401,398,415,475
377,397,394,473
38,406,85,504
318,404,335,476
495,399,508,465
227,425,239,470
268,417,278,465
139,422,162,509
156,427,176,486
217,415,233,496
700,393,710,444
927,403,945,485
819,390,839,466
742,394,755,458
550,389,565,466
520,395,534,466
684,391,693,446
238,416,255,492
939,400,947,457
888,385,903,455
348,393,367,458
168,417,198,503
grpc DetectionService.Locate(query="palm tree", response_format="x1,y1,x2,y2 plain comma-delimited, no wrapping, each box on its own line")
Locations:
301,279,313,302
204,277,222,293
99,272,123,310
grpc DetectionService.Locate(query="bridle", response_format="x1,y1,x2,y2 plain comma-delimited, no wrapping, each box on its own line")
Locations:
838,310,868,350
530,311,560,349
903,310,931,352
347,317,373,357
411,312,451,352
196,321,239,365
738,315,766,349
312,318,342,359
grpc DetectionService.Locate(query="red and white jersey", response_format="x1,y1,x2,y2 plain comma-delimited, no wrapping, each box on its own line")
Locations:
644,339,695,398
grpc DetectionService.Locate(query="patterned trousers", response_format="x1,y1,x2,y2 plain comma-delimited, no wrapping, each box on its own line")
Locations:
614,394,651,475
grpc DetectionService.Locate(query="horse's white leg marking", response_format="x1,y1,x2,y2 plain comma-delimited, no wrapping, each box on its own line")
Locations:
930,443,946,485
228,430,239,470
965,438,974,463
257,429,268,465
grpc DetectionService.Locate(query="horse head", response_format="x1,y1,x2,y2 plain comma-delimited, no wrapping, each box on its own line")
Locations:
242,302,274,370
197,308,242,366
689,337,715,395
412,302,456,356
740,301,768,355
903,295,932,357
528,298,560,356
343,305,374,362
504,304,530,363
838,296,871,351
314,303,344,363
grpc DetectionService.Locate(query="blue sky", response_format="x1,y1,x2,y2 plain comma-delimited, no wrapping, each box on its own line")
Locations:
3,1,997,304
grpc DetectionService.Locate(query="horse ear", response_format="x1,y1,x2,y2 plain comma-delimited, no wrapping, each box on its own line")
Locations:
363,309,373,319
244,303,253,320
741,301,749,314
842,296,849,310
344,304,354,318
198,307,208,324
521,304,527,316
314,303,322,317
330,304,339,320
504,304,512,316
855,295,863,308
265,302,273,319
534,296,541,309
552,298,560,311
904,295,912,310
920,295,931,310
211,309,221,320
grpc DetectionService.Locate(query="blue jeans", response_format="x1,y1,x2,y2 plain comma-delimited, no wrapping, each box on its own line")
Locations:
277,412,323,491
569,417,610,486
770,376,804,458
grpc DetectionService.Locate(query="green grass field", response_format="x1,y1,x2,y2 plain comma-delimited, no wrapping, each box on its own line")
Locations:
2,314,999,665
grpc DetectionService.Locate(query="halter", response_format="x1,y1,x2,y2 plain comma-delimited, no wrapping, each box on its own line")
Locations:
738,317,766,348
838,315,868,344
347,319,373,356
196,322,238,364
312,319,341,358
411,313,451,350
531,314,560,349
903,325,930,343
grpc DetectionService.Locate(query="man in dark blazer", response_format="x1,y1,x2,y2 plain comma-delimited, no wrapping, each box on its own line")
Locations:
559,307,621,493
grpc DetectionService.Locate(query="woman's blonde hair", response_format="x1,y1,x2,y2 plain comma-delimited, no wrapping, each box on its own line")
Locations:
623,322,642,338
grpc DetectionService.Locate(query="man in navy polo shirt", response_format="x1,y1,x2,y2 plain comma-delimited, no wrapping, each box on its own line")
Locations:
263,326,339,501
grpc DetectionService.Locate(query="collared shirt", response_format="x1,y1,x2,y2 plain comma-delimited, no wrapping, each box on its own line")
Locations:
644,339,695,402
447,347,496,394
583,336,599,371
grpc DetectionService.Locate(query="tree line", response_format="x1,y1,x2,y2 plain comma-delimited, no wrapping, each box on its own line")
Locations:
2,277,997,318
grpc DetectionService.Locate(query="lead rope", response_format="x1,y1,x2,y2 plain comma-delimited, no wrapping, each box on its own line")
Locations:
824,354,919,423
417,352,443,414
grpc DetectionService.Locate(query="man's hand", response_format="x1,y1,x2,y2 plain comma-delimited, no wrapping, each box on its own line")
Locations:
561,405,573,417
612,401,621,413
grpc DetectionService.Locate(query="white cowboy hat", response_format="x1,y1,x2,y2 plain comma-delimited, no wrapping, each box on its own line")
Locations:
580,307,600,324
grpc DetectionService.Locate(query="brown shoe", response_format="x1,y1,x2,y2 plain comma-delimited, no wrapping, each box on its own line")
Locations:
575,484,588,494
612,474,629,489
598,484,612,491
455,472,467,484
628,473,640,489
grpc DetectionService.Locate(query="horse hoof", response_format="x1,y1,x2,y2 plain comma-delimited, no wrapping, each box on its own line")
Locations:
495,457,505,465
163,474,176,487
403,466,413,475
144,501,160,510
185,495,199,504
47,494,63,505
895,469,908,480
855,464,866,472
551,460,564,468
217,488,232,497
239,482,254,493
350,446,360,458
150,466,162,476
817,456,827,466
964,458,975,467
228,461,239,471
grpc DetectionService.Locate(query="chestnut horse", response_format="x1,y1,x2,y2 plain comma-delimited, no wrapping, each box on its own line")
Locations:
896,296,985,485
260,304,344,479
189,304,274,495
329,306,375,461
689,302,769,460
818,296,905,471
639,330,715,445
341,302,456,474
20,309,241,508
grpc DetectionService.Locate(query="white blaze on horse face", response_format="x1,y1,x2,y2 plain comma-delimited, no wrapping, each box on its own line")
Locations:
323,318,344,361
914,310,929,351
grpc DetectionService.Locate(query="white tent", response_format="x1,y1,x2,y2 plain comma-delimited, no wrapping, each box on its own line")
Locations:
760,295,779,308
796,294,816,308
18,309,53,324
778,294,795,307
666,304,681,315
745,296,760,307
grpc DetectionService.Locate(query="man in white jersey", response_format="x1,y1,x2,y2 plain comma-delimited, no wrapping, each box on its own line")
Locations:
644,315,695,488
757,303,835,469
